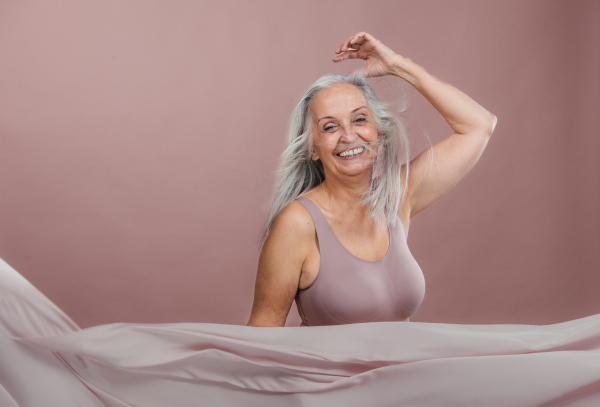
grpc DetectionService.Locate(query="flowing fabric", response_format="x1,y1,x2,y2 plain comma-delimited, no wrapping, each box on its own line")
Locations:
1,257,599,407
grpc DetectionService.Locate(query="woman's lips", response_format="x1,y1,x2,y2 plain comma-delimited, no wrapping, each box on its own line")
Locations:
336,148,366,160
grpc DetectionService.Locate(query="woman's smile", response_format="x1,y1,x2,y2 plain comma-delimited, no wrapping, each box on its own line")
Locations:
336,146,366,159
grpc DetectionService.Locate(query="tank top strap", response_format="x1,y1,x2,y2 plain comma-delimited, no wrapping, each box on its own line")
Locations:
390,209,406,244
295,197,339,254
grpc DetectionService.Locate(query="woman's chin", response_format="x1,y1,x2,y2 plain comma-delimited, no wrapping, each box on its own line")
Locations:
333,164,374,178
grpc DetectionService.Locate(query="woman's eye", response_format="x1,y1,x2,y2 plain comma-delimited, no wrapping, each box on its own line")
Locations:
324,125,336,131
355,117,367,123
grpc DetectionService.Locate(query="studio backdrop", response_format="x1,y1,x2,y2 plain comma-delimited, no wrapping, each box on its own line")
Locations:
0,0,598,328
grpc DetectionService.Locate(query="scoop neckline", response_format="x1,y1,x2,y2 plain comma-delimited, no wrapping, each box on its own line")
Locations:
298,197,393,264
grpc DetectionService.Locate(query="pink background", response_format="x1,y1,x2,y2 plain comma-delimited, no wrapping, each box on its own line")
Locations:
0,0,598,328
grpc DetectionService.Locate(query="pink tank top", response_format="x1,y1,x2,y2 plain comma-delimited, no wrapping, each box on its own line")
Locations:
294,197,426,326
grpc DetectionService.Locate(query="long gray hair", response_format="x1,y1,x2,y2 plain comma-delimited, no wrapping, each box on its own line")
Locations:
258,72,412,248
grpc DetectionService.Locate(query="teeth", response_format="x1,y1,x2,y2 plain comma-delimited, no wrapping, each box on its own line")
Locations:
339,147,365,157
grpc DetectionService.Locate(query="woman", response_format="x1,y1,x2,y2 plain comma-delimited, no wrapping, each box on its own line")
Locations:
247,31,496,327
1,32,599,407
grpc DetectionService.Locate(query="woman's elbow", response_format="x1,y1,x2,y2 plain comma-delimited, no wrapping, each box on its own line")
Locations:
489,114,498,135
481,113,498,137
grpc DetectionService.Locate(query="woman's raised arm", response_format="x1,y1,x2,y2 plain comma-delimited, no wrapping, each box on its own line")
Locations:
334,32,497,218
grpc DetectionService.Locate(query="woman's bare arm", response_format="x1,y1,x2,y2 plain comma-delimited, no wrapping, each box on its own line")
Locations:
394,58,497,217
334,31,497,218
246,202,312,327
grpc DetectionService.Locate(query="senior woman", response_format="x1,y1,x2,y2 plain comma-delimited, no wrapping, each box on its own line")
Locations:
2,31,600,406
247,31,497,328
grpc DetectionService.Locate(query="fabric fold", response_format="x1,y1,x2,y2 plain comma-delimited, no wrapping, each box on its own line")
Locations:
1,257,599,406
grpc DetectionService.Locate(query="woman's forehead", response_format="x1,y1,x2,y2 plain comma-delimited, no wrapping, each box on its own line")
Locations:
311,83,367,116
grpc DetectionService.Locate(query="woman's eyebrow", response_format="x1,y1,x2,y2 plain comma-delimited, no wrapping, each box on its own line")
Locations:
317,116,336,124
317,106,367,124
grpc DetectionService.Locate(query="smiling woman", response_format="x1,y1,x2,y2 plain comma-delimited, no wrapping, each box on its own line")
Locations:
247,30,496,329
259,72,411,248
1,30,600,407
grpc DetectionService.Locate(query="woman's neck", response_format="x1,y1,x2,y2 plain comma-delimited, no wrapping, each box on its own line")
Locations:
318,176,372,215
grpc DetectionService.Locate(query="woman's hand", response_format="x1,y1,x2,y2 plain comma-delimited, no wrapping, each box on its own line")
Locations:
333,32,403,78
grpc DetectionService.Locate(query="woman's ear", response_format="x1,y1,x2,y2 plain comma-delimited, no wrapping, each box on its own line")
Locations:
310,148,319,161
309,133,319,161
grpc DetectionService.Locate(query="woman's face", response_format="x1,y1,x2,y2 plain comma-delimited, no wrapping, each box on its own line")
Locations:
309,83,379,178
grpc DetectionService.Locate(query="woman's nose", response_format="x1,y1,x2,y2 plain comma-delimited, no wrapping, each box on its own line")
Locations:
339,131,358,142
339,123,358,141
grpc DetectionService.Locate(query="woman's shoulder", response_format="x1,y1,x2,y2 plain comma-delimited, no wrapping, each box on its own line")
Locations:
263,200,316,259
271,187,323,240
274,199,315,235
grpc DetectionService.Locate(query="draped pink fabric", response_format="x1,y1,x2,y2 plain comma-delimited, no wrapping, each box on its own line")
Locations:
1,257,600,406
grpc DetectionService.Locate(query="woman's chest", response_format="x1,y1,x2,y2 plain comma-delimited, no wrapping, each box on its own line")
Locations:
296,242,426,325
299,213,410,291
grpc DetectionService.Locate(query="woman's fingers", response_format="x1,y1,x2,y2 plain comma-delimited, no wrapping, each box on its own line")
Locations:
345,52,361,60
351,31,375,46
335,31,378,56
332,31,396,78
350,32,367,46
335,35,351,53
334,47,359,57
332,50,360,63
336,33,357,54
